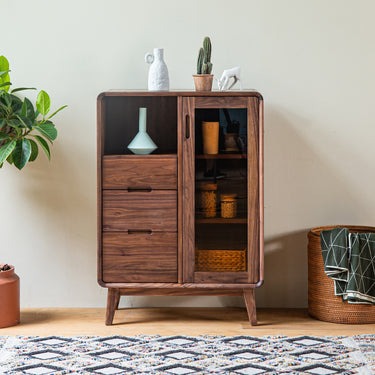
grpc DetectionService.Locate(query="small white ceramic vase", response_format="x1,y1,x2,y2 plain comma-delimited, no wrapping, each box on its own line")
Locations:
145,48,170,91
127,108,158,155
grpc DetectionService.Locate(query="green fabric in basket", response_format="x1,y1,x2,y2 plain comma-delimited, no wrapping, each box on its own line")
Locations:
320,227,375,304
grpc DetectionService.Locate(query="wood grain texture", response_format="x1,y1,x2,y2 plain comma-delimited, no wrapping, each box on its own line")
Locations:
102,155,177,189
106,288,120,325
2,308,372,336
102,190,177,232
247,97,261,284
102,232,177,283
243,289,257,326
181,97,196,283
195,96,248,108
98,92,264,325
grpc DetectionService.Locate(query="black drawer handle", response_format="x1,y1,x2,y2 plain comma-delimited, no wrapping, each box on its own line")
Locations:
127,229,153,235
127,187,152,192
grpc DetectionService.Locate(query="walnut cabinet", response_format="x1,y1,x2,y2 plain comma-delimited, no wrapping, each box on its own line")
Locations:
97,91,264,325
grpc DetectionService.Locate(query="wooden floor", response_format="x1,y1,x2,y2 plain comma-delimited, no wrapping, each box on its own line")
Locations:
1,308,374,336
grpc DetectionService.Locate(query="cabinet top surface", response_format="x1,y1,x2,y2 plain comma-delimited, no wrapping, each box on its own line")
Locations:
98,90,263,99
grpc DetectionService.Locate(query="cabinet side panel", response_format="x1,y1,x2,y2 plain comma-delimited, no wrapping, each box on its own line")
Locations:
247,97,261,284
97,94,106,285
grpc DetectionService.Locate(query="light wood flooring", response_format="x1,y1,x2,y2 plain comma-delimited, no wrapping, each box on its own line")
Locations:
1,308,374,337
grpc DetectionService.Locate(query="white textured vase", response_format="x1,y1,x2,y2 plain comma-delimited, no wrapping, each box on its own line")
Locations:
127,108,158,155
145,48,170,91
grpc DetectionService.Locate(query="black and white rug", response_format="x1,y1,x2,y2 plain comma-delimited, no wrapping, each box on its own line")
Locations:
0,334,373,374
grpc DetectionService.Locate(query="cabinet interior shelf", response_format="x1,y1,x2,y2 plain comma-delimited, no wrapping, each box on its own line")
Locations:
195,217,247,224
196,154,247,160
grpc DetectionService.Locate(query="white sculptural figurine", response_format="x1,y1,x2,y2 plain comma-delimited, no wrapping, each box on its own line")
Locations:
217,66,242,91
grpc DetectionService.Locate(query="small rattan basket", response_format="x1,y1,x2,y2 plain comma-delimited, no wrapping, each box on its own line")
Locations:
195,249,246,272
308,225,375,324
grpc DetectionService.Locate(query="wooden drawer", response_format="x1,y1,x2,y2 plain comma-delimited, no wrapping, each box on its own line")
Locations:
102,232,177,283
102,190,177,232
102,155,177,189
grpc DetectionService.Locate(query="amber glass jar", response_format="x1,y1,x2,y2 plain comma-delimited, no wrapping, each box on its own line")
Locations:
198,182,217,218
220,193,238,218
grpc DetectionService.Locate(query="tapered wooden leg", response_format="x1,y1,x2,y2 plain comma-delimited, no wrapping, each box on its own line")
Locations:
106,288,120,325
243,289,257,326
114,290,121,310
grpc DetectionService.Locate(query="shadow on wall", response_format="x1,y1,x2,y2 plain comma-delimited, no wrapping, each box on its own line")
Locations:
6,132,100,306
259,230,310,308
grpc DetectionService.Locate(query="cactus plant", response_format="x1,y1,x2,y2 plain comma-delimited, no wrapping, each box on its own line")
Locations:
197,47,204,74
196,36,213,74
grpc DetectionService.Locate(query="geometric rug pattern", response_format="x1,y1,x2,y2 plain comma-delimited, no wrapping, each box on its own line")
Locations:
0,334,374,374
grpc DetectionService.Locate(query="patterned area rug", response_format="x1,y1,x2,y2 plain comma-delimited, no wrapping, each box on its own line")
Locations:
0,334,373,374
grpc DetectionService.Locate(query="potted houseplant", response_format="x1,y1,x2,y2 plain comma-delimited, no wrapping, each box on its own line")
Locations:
0,56,66,170
0,55,66,327
193,36,214,91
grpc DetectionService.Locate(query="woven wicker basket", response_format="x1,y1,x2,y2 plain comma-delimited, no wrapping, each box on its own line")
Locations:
308,225,375,324
195,249,246,272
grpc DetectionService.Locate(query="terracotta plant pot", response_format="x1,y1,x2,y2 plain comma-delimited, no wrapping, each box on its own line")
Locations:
0,265,20,328
193,74,213,91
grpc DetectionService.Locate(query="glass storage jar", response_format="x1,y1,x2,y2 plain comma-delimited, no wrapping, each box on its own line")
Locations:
198,182,217,218
220,193,237,218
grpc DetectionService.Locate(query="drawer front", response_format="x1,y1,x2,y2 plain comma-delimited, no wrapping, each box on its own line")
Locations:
102,232,177,283
103,190,177,232
102,155,177,189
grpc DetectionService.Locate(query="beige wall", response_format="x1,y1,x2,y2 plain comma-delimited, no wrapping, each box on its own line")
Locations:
2,0,374,308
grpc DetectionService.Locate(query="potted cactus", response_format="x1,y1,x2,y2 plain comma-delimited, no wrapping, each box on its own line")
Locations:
193,36,214,91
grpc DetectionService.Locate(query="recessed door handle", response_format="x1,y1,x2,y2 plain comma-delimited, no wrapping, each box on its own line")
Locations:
185,114,190,139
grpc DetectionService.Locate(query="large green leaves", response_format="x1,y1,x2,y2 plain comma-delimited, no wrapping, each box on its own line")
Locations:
34,135,50,160
0,139,16,164
28,139,38,162
0,56,10,92
12,138,31,170
0,56,66,169
36,121,57,141
36,90,50,116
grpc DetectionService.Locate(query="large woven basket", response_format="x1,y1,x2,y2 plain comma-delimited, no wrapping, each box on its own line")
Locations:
308,225,375,324
195,249,246,272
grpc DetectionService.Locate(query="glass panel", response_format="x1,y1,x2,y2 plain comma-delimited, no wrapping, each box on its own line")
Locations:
194,108,248,273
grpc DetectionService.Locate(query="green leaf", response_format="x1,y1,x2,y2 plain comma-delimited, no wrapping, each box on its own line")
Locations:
20,97,35,121
46,104,67,120
36,121,57,141
0,81,11,88
36,90,50,116
0,131,10,140
6,151,13,164
0,56,9,72
0,57,10,92
0,70,10,77
11,87,36,94
28,138,38,162
34,135,50,160
1,91,12,107
13,138,31,169
15,114,33,129
0,139,16,164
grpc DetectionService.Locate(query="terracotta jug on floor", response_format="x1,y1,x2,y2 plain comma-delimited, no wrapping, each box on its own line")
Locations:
0,265,20,328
